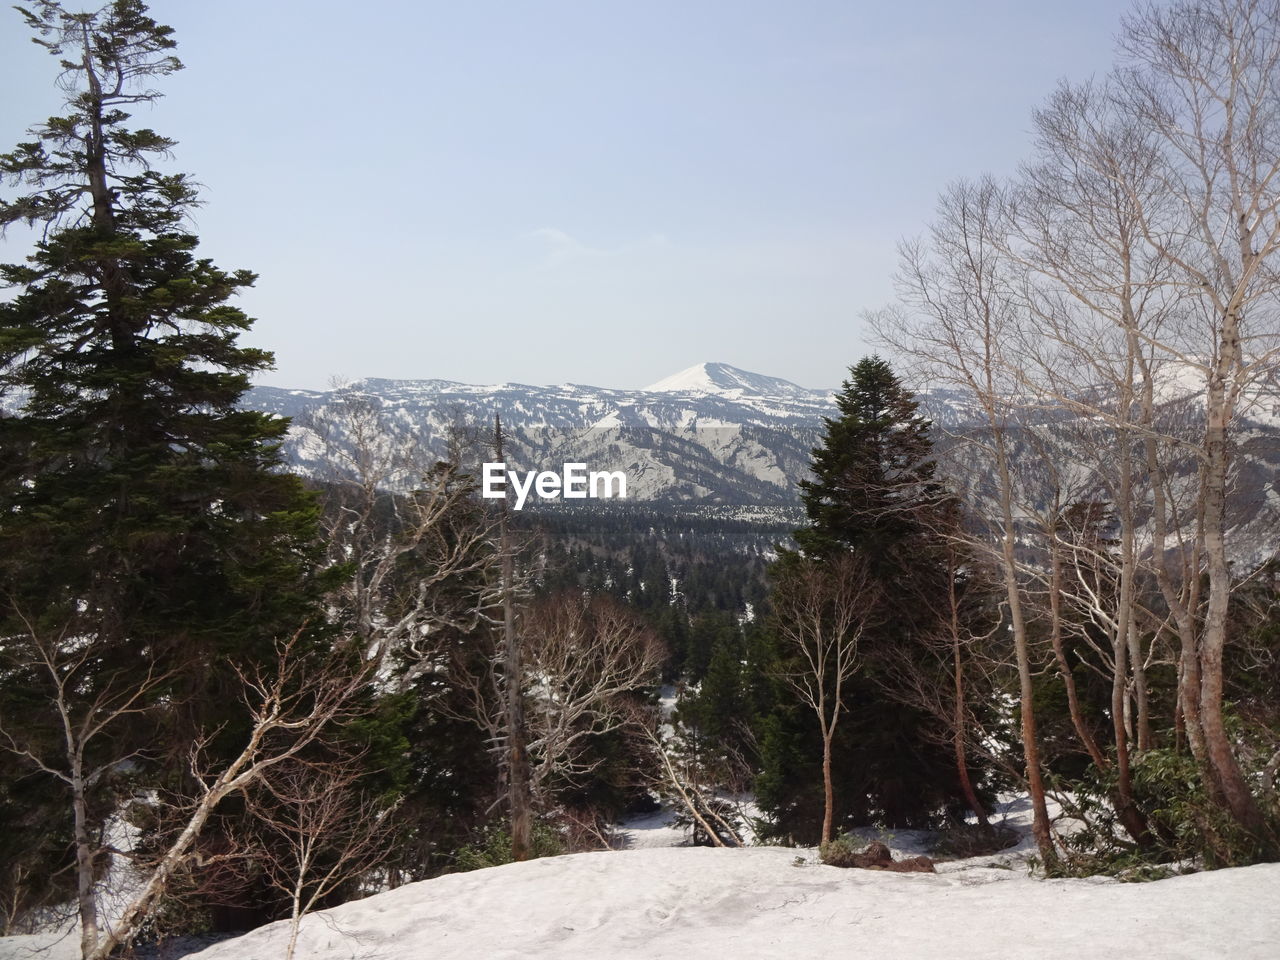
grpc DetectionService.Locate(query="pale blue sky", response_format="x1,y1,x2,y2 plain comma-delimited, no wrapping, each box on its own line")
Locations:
1,1,1128,391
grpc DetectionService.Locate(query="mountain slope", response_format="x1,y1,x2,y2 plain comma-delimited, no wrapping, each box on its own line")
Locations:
644,361,825,399
245,363,833,509
243,363,1280,559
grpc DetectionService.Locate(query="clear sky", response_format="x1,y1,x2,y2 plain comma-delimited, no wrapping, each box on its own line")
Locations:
1,0,1130,391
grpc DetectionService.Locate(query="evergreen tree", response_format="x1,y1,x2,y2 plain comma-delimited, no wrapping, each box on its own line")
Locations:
0,0,334,935
759,356,978,835
794,356,940,564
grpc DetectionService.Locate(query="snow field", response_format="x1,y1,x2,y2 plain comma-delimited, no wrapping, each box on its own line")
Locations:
162,846,1280,960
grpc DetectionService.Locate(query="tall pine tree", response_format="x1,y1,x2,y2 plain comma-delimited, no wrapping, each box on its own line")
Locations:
760,357,980,835
0,1,334,937
794,356,940,563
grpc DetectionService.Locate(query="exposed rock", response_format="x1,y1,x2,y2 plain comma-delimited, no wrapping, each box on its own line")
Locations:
850,841,893,868
823,839,936,873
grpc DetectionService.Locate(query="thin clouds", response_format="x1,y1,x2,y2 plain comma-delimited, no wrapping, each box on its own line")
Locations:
524,227,670,272
0,0,1128,393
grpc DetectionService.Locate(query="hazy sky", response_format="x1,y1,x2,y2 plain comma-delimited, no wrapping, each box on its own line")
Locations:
1,1,1129,391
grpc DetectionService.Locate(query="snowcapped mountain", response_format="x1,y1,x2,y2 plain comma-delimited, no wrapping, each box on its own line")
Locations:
644,362,826,400
243,362,1280,560
245,364,835,509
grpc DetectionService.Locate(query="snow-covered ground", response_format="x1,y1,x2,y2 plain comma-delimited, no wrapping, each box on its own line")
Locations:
615,804,689,850
3,797,1275,960
6,829,1278,960
193,849,1280,960
5,848,1271,960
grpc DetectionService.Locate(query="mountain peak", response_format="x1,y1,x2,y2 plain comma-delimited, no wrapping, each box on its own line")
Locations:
644,362,816,398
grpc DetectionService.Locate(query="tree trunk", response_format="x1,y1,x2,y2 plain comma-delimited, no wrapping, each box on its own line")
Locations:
995,444,1056,869
947,561,989,830
78,24,135,365
1141,381,1208,765
1118,323,1151,752
1102,428,1141,834
656,740,727,848
284,884,304,960
821,729,835,847
80,28,115,235
1200,336,1265,835
89,781,227,960
1110,622,1141,841
71,764,100,960
495,416,532,860
951,636,989,831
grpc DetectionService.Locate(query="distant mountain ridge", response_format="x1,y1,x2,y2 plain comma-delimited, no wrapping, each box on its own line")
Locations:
244,362,1280,564
241,361,1017,508
246,362,833,511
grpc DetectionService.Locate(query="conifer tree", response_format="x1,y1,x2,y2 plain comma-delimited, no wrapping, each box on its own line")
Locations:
794,356,940,564
0,1,333,939
760,356,975,835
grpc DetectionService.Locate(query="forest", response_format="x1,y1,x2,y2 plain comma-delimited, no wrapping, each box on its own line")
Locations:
1,1,1278,959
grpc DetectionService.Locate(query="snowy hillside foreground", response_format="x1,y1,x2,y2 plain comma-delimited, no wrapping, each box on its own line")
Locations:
177,852,1280,960
6,851,1276,960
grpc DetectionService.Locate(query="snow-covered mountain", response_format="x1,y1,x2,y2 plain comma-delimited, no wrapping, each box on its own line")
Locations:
244,362,1280,561
246,363,836,509
644,361,825,400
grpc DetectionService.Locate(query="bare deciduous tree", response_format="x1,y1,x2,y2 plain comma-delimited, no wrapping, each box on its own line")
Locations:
629,708,742,849
245,759,396,960
303,387,497,673
521,594,666,800
80,634,372,960
1114,0,1280,835
880,0,1280,855
1013,75,1181,759
451,592,664,826
881,177,1060,866
771,554,877,847
0,609,172,959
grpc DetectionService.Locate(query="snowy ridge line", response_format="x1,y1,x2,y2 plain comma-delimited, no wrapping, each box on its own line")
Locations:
244,361,1280,559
